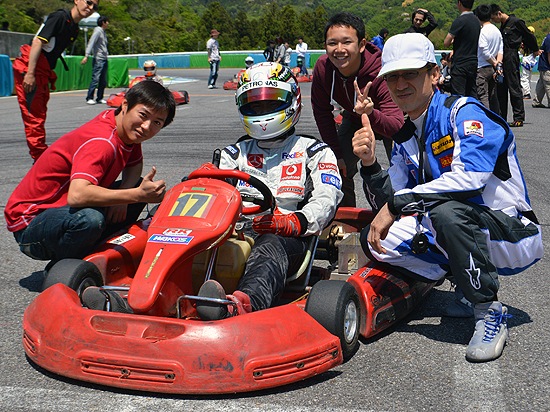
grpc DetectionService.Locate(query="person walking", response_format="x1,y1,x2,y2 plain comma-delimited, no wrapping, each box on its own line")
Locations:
207,29,221,89
81,16,109,105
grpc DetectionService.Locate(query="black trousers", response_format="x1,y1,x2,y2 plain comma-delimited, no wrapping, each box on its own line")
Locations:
498,50,525,122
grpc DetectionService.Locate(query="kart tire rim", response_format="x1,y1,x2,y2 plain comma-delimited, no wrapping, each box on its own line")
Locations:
344,299,358,344
76,276,100,297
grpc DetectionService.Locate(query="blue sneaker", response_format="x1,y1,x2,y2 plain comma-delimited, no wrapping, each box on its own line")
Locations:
466,301,512,362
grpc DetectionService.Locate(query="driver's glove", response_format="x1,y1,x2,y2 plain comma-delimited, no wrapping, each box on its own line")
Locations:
198,162,217,171
253,211,306,237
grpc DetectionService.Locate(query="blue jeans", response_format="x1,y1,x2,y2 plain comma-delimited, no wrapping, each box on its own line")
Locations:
86,58,108,101
208,60,220,86
14,202,145,261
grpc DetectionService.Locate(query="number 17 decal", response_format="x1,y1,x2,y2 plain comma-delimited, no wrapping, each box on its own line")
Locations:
169,193,216,218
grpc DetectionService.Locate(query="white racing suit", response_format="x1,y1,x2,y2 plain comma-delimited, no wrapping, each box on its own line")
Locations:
360,90,543,304
220,133,343,310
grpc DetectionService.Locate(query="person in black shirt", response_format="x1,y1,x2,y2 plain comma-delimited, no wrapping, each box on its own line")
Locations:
263,40,275,62
403,9,438,37
490,4,540,127
444,0,481,98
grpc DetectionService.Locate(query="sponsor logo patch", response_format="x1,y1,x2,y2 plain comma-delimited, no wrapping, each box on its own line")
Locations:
282,151,304,160
109,233,135,245
431,135,454,155
463,120,484,137
149,234,193,245
321,173,341,189
439,154,453,168
163,228,192,236
281,163,302,180
277,186,304,195
319,162,338,172
247,153,264,169
225,145,238,155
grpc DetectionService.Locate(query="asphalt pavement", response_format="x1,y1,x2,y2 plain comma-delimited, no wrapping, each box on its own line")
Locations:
0,68,549,411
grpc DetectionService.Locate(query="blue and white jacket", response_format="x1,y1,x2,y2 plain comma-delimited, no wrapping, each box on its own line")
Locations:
361,90,535,220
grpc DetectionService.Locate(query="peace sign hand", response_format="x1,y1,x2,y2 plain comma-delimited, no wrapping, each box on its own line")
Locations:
354,80,374,116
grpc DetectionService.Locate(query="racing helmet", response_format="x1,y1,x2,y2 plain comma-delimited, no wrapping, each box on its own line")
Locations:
245,56,255,68
143,60,157,78
528,26,535,33
236,62,301,140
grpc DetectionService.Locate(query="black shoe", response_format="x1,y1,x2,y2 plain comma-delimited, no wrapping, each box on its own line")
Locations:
81,287,133,313
196,280,229,321
532,102,546,108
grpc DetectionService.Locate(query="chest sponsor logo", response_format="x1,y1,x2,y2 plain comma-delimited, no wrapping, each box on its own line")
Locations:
281,163,302,180
149,234,193,245
247,153,264,169
439,154,453,168
277,186,304,196
321,173,341,189
463,120,484,137
431,135,454,155
319,162,338,172
282,151,304,160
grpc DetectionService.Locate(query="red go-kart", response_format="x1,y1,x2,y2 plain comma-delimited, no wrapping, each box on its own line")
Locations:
23,166,435,395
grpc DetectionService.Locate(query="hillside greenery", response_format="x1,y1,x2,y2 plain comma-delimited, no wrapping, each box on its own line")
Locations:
1,0,549,56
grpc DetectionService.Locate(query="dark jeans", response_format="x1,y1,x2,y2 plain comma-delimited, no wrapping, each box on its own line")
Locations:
208,60,220,86
451,64,478,98
498,50,525,122
237,233,309,311
14,202,145,262
476,65,500,115
86,58,108,101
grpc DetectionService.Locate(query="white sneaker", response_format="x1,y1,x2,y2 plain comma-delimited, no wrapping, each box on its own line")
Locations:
466,301,511,362
208,85,214,89
97,99,107,104
86,99,97,105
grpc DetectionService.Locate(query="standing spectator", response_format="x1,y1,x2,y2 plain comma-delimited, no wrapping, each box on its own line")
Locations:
273,36,285,65
311,12,403,207
438,52,452,93
490,4,539,127
403,9,438,37
283,42,292,67
444,0,481,98
520,26,537,99
1,21,9,31
474,4,503,114
81,16,109,105
263,39,275,62
295,36,308,75
371,28,389,51
532,31,550,108
207,29,221,89
12,0,97,162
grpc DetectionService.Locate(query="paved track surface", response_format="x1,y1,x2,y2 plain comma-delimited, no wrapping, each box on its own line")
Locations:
0,68,549,412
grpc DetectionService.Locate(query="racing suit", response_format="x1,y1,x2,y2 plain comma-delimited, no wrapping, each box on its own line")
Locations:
220,133,343,310
359,90,542,304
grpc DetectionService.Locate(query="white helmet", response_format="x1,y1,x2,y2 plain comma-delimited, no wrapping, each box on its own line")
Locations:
236,62,301,140
245,56,255,68
143,60,157,78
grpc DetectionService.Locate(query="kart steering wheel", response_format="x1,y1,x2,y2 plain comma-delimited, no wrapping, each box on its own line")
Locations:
187,168,274,215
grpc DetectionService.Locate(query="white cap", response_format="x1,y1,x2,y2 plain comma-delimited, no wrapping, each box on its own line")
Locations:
378,33,437,78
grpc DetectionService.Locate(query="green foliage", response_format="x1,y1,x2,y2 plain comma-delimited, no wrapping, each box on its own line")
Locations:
1,0,549,55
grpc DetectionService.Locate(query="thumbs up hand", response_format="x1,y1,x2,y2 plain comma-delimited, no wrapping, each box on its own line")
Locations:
139,167,166,203
352,113,377,167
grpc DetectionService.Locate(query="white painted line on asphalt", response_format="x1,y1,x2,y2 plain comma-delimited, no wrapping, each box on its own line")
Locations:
452,347,507,411
0,385,395,412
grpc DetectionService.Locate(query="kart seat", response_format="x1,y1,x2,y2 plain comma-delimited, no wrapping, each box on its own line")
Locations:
285,235,319,289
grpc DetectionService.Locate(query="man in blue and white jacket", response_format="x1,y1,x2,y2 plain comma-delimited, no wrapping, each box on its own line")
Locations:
352,33,542,362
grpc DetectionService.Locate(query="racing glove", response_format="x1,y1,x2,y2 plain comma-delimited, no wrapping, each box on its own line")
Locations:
252,211,307,237
197,162,217,171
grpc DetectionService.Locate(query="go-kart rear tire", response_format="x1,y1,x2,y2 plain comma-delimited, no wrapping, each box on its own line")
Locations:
305,280,360,360
42,259,103,296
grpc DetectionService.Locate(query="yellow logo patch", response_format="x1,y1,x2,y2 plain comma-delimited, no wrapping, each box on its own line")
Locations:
431,135,454,155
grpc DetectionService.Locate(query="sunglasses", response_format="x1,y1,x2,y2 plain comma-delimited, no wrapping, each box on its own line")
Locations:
384,66,431,83
83,0,98,11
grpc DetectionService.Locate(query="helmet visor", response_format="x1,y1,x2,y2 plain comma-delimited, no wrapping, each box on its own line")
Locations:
238,87,293,115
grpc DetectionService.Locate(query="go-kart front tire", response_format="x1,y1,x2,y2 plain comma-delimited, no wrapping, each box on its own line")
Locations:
305,280,360,360
42,259,103,296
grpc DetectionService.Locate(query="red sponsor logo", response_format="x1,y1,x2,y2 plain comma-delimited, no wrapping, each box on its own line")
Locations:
247,154,264,169
281,163,302,180
260,123,268,131
277,186,304,196
319,162,338,172
440,154,453,168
